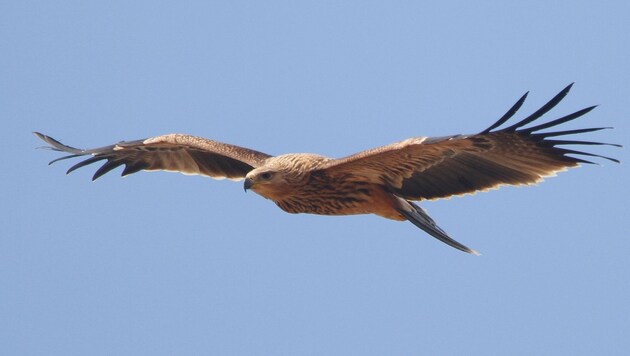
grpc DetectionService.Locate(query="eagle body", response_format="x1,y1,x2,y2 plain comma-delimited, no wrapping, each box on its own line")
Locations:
276,173,400,219
35,84,619,255
244,154,397,218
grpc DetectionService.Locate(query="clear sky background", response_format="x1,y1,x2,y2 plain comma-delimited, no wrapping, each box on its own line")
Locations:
2,1,628,355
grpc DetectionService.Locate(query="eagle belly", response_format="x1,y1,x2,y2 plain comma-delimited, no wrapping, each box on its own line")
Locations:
274,179,403,220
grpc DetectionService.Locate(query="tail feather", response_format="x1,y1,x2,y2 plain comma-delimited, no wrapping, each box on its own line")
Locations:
397,201,479,255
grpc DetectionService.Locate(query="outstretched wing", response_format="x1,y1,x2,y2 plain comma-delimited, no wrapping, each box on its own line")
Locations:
35,132,273,181
320,84,620,201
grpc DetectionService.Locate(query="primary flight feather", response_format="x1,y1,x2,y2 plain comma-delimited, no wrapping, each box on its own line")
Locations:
35,84,619,255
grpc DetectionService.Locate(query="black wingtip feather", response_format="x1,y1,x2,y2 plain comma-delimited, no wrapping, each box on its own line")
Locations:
92,160,125,181
481,91,529,134
66,156,108,175
543,139,622,148
501,83,574,132
49,154,83,165
557,148,620,164
121,162,151,176
531,127,612,139
523,106,598,134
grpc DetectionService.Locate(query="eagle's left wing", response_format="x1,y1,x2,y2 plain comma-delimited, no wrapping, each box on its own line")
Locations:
319,84,619,201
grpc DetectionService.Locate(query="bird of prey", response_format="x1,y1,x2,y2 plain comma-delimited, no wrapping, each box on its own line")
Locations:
35,84,619,255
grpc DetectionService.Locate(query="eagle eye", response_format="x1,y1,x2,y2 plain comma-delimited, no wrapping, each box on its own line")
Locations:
260,172,273,180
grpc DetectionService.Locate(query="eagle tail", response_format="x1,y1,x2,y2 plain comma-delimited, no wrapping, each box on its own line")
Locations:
397,200,480,255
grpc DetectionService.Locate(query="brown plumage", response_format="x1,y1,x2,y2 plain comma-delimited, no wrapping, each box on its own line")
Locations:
35,84,619,255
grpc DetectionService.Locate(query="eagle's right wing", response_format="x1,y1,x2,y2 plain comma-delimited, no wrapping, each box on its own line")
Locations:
34,132,273,181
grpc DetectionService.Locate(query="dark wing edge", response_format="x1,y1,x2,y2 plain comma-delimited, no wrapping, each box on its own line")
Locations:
479,83,620,164
34,132,273,181
394,83,620,200
318,84,620,201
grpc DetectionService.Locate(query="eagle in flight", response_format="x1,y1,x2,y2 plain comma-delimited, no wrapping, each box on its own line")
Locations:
35,84,619,255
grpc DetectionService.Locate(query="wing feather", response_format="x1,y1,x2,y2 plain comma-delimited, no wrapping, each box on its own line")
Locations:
319,85,619,200
35,132,272,181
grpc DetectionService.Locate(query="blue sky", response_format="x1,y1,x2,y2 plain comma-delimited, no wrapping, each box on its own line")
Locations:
2,1,628,355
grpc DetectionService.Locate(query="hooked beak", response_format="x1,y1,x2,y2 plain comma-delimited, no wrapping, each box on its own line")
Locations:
243,177,254,192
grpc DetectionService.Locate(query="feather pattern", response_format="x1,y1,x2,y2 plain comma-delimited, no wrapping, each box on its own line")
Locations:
320,84,619,200
34,132,272,181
